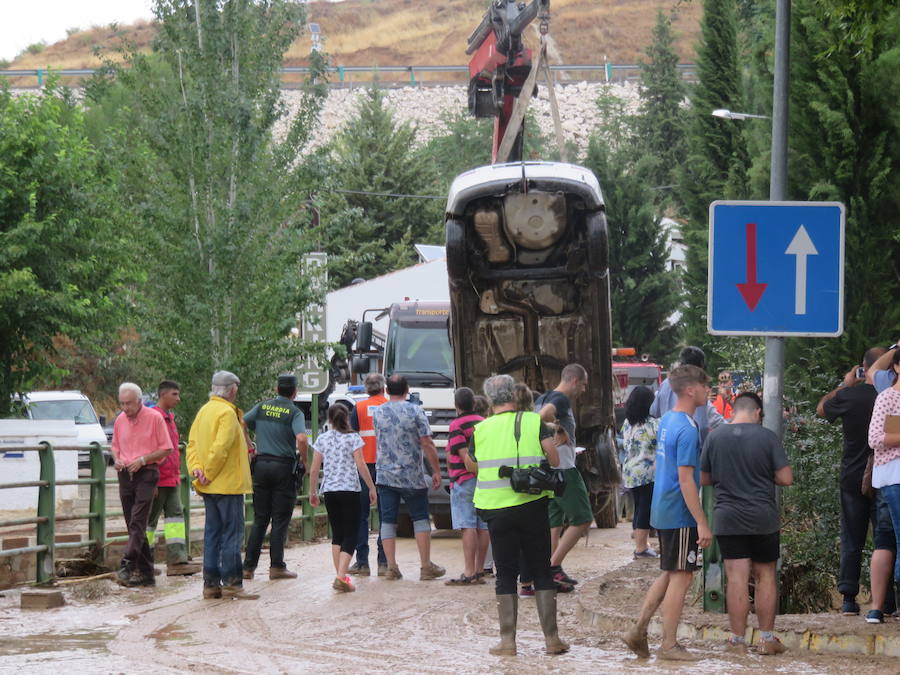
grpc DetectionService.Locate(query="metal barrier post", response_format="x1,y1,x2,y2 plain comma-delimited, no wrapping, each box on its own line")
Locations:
338,65,345,83
179,445,191,554
37,68,43,86
408,66,416,85
35,442,55,583
88,442,106,563
301,396,317,541
701,485,725,612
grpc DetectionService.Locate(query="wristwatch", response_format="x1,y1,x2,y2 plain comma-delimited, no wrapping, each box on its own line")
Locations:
139,456,146,466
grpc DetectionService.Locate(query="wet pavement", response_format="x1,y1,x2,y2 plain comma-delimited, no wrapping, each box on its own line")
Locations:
0,524,892,673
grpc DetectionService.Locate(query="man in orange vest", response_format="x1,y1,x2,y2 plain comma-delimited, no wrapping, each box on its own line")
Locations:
713,371,735,420
348,373,388,576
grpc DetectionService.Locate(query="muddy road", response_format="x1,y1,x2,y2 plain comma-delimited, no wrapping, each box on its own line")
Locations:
0,524,892,673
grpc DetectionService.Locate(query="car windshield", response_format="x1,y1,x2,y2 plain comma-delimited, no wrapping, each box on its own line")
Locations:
385,321,454,387
28,400,99,425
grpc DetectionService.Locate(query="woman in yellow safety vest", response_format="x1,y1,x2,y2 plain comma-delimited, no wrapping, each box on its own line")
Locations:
463,374,568,657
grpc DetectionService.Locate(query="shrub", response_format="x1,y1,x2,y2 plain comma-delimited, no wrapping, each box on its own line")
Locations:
25,41,46,55
66,26,81,37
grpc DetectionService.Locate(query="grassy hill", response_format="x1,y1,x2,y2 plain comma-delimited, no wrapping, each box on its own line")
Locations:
5,0,700,84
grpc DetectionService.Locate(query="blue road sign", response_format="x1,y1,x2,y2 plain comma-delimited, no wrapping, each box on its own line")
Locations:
708,201,844,337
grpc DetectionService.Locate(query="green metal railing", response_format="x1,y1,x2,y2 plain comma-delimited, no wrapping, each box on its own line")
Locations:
0,419,374,585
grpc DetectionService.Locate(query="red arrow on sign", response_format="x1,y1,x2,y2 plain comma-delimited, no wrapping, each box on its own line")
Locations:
736,222,767,311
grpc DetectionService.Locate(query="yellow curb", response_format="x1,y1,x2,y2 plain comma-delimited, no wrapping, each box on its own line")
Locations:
576,597,900,657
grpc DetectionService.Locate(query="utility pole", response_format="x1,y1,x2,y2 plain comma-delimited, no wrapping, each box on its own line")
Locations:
763,0,790,440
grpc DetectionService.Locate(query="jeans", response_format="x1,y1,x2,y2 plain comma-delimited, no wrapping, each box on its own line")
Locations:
356,463,386,566
244,457,296,570
879,483,900,582
630,482,654,531
837,484,875,597
202,493,245,588
481,497,553,595
377,485,430,525
118,465,159,578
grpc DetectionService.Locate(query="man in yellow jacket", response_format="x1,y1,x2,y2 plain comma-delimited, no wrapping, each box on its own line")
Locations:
187,370,256,600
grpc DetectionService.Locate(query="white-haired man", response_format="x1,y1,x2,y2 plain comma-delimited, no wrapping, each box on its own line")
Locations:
111,382,174,587
187,370,256,600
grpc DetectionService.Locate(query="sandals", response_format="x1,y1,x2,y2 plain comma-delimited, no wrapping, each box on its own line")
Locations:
445,574,483,586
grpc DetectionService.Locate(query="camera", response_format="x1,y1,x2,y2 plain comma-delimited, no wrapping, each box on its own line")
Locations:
498,460,566,496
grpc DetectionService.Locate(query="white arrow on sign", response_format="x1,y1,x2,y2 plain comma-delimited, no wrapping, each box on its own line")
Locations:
784,225,818,315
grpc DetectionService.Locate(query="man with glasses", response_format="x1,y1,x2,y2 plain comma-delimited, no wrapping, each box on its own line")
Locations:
712,372,735,420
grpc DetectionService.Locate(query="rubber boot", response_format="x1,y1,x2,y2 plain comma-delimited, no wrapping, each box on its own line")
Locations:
489,594,518,656
535,589,569,655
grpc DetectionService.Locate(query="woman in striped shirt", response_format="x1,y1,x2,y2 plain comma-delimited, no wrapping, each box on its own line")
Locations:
446,387,488,585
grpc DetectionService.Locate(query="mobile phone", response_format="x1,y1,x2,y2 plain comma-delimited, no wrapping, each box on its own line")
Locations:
856,366,865,380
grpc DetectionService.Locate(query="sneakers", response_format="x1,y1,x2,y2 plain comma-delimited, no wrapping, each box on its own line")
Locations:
333,575,355,592
384,565,403,581
481,567,495,578
634,548,659,559
348,562,371,577
551,566,579,585
377,563,389,577
269,567,298,580
841,598,860,615
554,579,575,593
420,561,446,580
758,636,787,655
242,568,254,580
202,586,222,599
621,627,650,659
865,609,884,624
221,586,259,600
518,585,535,598
166,562,202,576
656,643,699,661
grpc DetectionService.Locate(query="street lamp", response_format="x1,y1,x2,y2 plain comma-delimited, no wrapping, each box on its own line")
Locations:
711,108,770,121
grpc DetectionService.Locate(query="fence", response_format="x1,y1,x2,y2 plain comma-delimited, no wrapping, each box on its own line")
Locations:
0,441,332,585
0,63,696,88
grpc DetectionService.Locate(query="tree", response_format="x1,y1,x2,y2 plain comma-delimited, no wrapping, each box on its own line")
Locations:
779,0,900,368
0,85,127,415
636,9,688,204
321,87,444,282
583,135,680,362
678,0,753,346
85,0,330,422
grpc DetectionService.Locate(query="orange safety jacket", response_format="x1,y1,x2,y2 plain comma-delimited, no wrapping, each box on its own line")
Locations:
356,393,388,464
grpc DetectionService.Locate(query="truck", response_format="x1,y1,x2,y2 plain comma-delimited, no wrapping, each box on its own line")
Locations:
326,299,457,530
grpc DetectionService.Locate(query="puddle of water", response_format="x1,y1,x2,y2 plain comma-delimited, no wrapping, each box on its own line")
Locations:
0,629,115,656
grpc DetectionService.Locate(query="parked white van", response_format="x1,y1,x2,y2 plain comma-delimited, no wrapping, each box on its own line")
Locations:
17,391,110,467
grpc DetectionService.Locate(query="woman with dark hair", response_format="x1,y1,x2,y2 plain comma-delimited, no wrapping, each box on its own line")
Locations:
622,386,660,558
309,404,376,592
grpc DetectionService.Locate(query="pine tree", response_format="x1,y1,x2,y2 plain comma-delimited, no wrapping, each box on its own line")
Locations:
637,9,688,202
583,138,680,362
677,0,752,346
324,87,443,281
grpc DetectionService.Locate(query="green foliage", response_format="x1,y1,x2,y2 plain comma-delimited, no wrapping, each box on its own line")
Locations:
24,41,46,56
637,9,688,205
320,87,444,285
0,84,128,414
421,111,493,192
779,351,845,613
779,0,900,370
84,0,330,423
583,110,680,362
678,0,753,348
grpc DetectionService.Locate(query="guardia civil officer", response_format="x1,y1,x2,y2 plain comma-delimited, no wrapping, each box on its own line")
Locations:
463,374,568,656
242,374,308,580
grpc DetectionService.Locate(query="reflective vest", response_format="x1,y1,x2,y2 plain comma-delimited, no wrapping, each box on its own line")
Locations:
473,410,548,511
356,394,388,464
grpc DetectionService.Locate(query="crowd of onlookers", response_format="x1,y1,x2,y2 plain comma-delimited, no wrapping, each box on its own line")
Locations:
104,339,900,659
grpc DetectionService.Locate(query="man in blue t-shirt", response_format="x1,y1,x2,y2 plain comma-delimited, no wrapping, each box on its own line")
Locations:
623,365,712,662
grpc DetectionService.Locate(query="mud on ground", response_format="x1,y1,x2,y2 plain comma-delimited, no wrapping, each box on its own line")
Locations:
0,523,895,673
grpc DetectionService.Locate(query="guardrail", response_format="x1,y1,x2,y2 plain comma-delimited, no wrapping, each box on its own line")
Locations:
0,441,335,585
0,63,696,87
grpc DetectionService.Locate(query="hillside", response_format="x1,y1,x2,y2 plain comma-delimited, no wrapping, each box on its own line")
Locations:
5,0,700,84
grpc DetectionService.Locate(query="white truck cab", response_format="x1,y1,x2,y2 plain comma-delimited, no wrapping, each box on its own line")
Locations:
17,390,110,466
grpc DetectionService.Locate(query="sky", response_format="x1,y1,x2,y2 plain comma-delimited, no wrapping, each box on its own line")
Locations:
0,0,154,62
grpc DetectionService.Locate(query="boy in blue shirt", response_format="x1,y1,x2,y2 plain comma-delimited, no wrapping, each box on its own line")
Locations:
622,365,712,661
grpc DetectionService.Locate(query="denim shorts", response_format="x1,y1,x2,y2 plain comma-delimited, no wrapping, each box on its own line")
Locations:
450,478,487,530
874,488,897,551
377,485,429,524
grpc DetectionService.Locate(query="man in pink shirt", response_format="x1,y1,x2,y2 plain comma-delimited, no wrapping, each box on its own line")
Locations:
112,382,173,587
